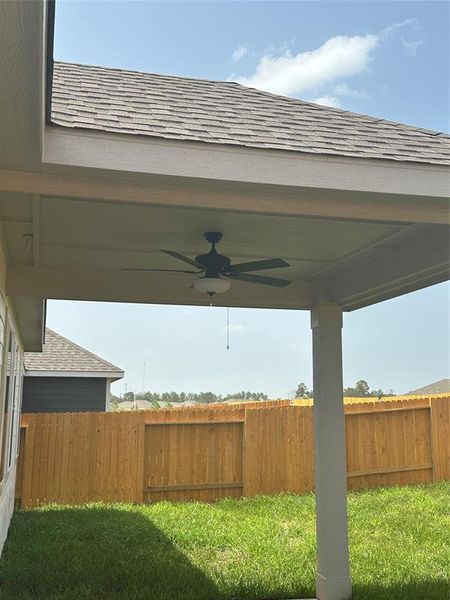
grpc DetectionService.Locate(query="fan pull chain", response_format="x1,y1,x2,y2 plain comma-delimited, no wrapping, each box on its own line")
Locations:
226,306,230,350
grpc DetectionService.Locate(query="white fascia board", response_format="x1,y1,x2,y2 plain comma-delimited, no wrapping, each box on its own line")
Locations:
25,370,124,380
43,127,450,200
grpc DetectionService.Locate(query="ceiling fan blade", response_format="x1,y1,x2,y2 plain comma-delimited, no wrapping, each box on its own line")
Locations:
122,268,200,273
227,272,292,287
229,258,290,273
160,249,204,270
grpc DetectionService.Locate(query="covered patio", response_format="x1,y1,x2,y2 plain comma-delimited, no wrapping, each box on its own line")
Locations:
0,2,449,599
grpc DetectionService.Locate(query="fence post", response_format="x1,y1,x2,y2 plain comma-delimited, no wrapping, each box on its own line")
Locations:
430,397,450,481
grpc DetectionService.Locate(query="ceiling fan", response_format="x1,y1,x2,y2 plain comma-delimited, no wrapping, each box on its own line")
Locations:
123,232,291,299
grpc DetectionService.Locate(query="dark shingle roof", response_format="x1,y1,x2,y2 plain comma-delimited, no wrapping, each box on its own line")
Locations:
51,61,450,165
24,329,123,377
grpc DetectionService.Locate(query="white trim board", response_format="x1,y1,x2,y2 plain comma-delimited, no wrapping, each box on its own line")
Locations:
43,127,450,200
25,370,124,380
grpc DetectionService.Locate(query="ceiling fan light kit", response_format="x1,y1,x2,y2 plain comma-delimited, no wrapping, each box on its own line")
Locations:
193,276,230,296
124,231,292,300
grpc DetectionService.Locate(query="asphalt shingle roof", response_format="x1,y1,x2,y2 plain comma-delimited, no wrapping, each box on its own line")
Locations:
406,379,450,395
24,329,123,376
51,61,450,166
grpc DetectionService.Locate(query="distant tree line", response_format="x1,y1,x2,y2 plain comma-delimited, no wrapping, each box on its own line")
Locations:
295,379,395,399
111,379,395,409
113,390,269,407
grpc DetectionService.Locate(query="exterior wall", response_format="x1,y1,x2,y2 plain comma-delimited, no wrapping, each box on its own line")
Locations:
0,237,25,555
22,377,107,413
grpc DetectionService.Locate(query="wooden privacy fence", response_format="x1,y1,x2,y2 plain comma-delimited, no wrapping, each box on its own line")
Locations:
15,396,450,507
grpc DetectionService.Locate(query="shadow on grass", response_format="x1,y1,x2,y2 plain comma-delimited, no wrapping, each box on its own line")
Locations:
353,580,449,600
0,506,225,600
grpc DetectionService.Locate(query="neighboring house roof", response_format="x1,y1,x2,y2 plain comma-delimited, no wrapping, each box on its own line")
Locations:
24,329,124,380
51,61,450,166
406,379,450,395
116,400,153,411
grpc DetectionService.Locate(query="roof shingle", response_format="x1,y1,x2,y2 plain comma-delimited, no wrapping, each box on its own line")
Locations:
51,61,450,166
24,329,123,377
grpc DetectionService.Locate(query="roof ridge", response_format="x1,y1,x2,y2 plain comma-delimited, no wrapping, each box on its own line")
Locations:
45,328,123,373
55,60,242,88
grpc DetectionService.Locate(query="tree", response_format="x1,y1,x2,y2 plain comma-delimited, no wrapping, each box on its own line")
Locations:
355,380,370,396
343,380,395,398
295,383,313,398
120,388,272,408
344,380,370,397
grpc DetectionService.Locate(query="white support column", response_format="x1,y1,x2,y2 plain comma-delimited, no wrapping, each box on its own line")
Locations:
311,304,351,600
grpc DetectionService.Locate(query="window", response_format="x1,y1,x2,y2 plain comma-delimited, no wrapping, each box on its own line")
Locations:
13,347,24,460
0,327,12,480
0,322,24,480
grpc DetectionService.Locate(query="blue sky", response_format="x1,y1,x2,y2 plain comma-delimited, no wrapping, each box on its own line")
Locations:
50,1,449,397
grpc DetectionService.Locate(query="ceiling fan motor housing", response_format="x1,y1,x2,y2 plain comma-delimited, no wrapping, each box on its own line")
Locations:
195,252,231,276
195,232,231,277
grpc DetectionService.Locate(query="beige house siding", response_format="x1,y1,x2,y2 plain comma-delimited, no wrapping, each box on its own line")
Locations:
0,234,25,554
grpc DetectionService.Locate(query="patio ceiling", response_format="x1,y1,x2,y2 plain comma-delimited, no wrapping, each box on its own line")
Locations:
0,0,449,345
0,189,448,313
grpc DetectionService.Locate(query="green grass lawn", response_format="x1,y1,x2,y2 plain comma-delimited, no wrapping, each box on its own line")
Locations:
0,483,448,600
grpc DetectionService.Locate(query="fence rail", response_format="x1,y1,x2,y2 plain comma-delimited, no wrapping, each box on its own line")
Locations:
15,396,450,507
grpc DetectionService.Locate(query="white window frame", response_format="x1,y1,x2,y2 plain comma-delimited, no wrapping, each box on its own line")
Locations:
0,318,11,484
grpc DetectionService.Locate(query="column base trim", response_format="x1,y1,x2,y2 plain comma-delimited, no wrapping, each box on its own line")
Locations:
316,573,352,600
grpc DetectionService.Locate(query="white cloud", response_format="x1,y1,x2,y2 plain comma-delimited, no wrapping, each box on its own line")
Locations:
313,95,341,108
237,34,378,96
235,19,420,97
401,38,424,55
231,45,248,63
258,38,296,57
380,18,418,40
